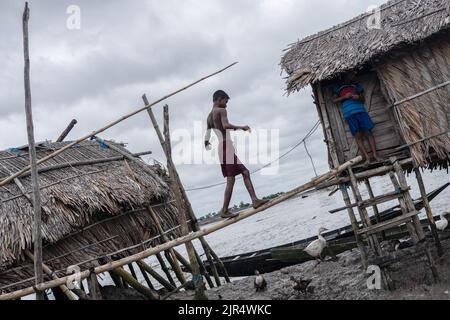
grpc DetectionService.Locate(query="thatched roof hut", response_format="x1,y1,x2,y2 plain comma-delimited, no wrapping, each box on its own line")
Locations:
281,0,450,168
0,140,182,293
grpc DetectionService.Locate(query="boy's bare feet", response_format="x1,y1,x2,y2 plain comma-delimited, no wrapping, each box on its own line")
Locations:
252,199,269,209
220,209,239,219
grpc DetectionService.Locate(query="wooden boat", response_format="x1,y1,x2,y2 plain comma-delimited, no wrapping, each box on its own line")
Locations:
201,183,449,277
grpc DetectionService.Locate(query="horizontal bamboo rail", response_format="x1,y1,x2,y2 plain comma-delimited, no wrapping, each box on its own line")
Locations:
0,62,238,188
0,156,362,300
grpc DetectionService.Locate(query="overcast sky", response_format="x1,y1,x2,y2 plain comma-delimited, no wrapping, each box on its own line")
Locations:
0,0,386,216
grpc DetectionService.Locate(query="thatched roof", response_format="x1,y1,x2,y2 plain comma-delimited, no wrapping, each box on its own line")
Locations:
0,140,182,293
281,0,450,92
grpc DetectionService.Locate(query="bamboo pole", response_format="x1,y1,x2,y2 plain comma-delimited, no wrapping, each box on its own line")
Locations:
364,178,386,241
339,184,368,268
158,107,207,300
0,62,238,188
155,253,176,287
22,2,44,301
348,168,383,256
24,250,77,300
194,247,215,289
414,168,443,257
112,267,159,300
136,261,176,292
56,119,78,142
0,156,362,301
137,263,155,290
127,263,138,281
87,272,102,300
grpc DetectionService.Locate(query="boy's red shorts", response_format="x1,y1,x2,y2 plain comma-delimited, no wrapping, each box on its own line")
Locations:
218,140,248,178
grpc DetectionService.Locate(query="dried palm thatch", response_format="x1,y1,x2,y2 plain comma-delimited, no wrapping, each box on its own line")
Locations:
281,0,450,92
0,140,184,293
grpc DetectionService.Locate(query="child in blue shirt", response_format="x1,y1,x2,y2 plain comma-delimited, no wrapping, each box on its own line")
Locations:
333,78,382,164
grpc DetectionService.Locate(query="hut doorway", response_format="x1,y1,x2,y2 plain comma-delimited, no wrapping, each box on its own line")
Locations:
317,71,407,166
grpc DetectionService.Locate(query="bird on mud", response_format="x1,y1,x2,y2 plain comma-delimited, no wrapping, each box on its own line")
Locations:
290,276,313,295
254,270,267,292
304,227,329,261
435,212,449,231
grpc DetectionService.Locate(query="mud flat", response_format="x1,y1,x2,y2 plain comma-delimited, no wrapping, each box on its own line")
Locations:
169,240,450,300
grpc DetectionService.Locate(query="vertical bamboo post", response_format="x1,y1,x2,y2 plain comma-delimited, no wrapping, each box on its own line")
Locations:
414,168,443,257
162,104,221,287
348,169,383,256
154,102,207,300
364,178,386,241
391,159,425,240
22,2,44,301
339,184,368,268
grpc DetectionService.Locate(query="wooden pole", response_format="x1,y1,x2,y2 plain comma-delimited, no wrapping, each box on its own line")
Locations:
112,267,159,300
339,184,368,268
137,263,155,290
364,178,386,241
0,156,362,301
0,62,238,188
158,105,207,300
414,168,443,257
24,250,77,300
194,247,215,289
22,2,44,301
87,272,102,300
136,261,176,291
348,169,383,256
56,119,78,142
127,263,138,280
155,253,177,287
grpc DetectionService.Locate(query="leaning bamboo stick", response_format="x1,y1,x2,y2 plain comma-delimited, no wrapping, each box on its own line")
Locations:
112,267,159,300
155,253,176,287
0,62,238,188
0,156,362,301
22,2,44,301
56,119,78,142
136,261,176,292
24,250,77,301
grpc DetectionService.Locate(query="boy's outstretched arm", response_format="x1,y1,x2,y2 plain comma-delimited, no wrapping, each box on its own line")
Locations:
220,108,251,132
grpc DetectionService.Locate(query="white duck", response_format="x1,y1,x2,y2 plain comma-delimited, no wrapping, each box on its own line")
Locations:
254,270,267,292
436,212,449,231
304,227,328,260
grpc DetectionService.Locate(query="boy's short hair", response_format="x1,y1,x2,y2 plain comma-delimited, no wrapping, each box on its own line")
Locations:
213,90,230,102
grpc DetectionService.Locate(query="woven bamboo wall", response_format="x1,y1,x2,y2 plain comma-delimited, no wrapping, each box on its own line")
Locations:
376,35,450,167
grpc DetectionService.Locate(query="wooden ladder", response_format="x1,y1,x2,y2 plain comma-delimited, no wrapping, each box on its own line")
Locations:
343,157,439,289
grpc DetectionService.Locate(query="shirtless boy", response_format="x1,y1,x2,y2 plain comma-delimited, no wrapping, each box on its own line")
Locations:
205,90,268,219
